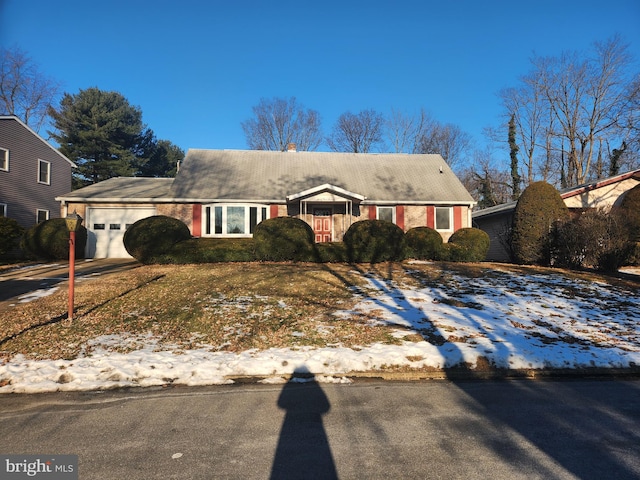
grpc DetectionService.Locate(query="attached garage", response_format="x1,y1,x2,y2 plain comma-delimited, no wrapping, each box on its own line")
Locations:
85,207,156,258
56,177,175,258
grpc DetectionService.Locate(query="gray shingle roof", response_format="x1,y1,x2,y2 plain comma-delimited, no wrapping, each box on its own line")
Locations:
170,149,475,204
56,177,174,202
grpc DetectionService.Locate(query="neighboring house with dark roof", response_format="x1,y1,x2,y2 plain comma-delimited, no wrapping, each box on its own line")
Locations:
57,148,477,258
472,169,640,262
0,116,75,228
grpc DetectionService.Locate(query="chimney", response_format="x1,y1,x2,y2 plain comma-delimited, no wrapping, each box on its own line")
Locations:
287,143,296,152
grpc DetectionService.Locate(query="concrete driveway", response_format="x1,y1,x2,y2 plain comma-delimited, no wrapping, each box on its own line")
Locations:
0,259,140,311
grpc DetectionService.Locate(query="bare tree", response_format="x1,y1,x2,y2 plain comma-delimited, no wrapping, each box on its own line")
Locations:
460,149,512,209
385,108,434,153
327,109,384,153
241,97,322,151
0,47,61,132
415,122,471,169
536,35,638,185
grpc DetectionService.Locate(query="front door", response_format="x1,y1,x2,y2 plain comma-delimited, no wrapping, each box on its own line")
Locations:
313,208,332,242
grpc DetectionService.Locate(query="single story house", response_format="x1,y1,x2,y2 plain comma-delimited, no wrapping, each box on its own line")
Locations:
472,169,640,262
57,148,477,258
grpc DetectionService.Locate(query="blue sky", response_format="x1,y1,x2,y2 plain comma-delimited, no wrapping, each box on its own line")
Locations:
2,0,640,162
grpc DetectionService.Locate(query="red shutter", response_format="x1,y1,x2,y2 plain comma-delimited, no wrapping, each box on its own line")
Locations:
396,205,405,230
368,205,377,220
192,204,202,237
454,206,463,231
426,206,435,229
270,204,279,218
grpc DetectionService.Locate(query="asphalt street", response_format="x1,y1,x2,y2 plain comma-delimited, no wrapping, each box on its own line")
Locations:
0,379,638,479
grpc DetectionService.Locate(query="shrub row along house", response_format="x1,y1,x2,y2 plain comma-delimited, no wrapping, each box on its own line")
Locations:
0,116,75,228
57,147,476,258
472,169,640,262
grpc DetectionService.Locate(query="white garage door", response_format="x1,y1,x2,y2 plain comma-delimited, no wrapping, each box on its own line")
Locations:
86,207,156,258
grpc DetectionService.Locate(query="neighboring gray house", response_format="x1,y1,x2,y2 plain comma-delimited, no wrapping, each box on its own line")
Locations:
473,169,640,262
57,148,477,258
0,116,75,228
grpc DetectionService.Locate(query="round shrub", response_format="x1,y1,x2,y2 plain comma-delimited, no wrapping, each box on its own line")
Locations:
21,218,87,260
618,183,640,242
511,181,568,265
343,220,405,263
124,215,191,263
0,217,24,257
404,227,443,260
253,217,317,262
447,227,490,262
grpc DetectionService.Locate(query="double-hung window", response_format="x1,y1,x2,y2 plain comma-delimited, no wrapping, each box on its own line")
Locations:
203,204,268,236
0,148,8,171
36,209,49,223
377,206,395,223
38,159,51,185
434,206,453,231
0,204,6,217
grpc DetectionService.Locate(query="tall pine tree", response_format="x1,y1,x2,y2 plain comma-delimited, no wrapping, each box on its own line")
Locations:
48,87,152,188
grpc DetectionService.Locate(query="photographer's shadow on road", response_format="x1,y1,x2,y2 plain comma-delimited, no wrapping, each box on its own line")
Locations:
270,366,338,480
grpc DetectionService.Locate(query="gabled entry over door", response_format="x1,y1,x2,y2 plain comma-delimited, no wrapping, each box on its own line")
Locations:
313,208,332,242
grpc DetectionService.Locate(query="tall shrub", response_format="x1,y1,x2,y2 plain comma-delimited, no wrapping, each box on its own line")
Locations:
511,181,568,265
343,220,405,263
617,184,640,264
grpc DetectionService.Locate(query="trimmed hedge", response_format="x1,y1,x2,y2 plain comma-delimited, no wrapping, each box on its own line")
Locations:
404,227,443,260
445,227,490,262
253,217,318,262
124,215,191,264
21,218,87,260
156,238,256,264
343,220,405,263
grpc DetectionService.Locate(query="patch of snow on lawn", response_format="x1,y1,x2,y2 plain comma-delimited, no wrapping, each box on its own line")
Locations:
1,268,639,393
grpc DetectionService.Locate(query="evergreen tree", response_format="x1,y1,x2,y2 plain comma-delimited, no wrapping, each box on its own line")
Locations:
48,87,152,188
508,114,522,200
137,139,184,177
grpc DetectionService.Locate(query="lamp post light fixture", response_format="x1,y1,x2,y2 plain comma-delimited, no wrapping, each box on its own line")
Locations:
65,211,83,322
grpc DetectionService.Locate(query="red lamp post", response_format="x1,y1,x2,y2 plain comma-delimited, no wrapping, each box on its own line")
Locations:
65,211,83,321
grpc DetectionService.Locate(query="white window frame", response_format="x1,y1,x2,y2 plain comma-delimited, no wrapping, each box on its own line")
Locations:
376,206,396,223
38,159,51,185
36,209,49,223
0,203,6,217
202,204,269,237
434,206,453,231
0,148,8,171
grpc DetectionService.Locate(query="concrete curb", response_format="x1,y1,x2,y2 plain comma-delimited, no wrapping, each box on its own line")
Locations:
227,366,640,384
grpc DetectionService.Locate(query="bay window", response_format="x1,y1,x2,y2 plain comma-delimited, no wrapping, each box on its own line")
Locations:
203,204,268,236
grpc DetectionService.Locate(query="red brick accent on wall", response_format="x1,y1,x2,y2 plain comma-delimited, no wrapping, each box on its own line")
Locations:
396,205,405,230
192,204,201,237
426,206,435,229
454,206,463,231
270,204,279,218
